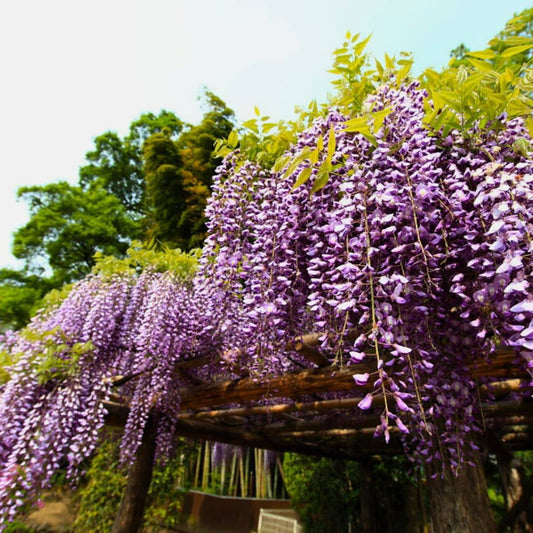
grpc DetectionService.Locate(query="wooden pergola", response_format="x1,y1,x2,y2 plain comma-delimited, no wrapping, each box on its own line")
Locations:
104,344,533,532
105,346,533,458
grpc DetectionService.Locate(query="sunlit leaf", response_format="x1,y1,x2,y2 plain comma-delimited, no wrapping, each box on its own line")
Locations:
372,107,392,131
466,49,497,60
311,161,332,193
501,44,533,58
326,127,336,162
467,57,494,73
291,166,313,190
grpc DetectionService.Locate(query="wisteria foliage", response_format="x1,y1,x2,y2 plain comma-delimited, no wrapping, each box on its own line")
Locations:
0,81,531,522
201,81,532,463
0,270,215,522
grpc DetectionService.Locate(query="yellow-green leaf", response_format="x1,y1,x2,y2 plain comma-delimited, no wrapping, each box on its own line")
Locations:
242,119,259,134
466,49,497,60
501,44,533,58
353,34,372,56
262,122,277,134
506,97,532,118
513,137,531,156
291,166,313,190
525,116,533,138
466,57,494,73
282,147,314,179
227,130,239,148
309,147,320,165
316,134,324,152
273,154,291,174
502,36,533,47
343,116,371,133
372,107,392,131
311,163,332,194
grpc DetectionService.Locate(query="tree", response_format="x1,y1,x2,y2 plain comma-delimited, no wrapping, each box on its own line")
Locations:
0,270,51,332
79,110,183,216
12,182,142,285
143,91,235,249
0,102,222,326
143,131,189,248
0,14,531,533
177,90,235,187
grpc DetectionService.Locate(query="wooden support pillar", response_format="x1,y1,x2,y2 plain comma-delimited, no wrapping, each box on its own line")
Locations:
426,450,496,533
112,420,157,533
359,458,378,533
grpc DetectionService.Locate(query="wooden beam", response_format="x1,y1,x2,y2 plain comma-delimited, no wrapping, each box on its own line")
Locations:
178,364,373,410
180,396,368,420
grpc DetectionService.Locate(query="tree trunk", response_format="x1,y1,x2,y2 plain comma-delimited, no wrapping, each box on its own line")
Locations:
112,421,157,533
404,481,429,533
427,452,496,533
497,451,533,533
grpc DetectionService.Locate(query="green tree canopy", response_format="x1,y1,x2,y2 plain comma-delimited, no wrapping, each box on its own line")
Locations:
13,182,142,284
143,91,235,249
79,110,183,215
0,94,232,329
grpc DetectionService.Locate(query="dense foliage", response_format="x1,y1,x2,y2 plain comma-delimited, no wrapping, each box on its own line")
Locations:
202,80,532,465
283,454,415,532
0,10,532,527
73,431,187,531
0,93,234,331
283,453,360,532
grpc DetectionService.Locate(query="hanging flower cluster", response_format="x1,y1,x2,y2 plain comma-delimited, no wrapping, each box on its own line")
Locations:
0,80,531,524
0,269,214,522
200,81,532,467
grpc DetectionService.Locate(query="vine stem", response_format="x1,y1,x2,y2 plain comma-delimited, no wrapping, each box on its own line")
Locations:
362,195,389,418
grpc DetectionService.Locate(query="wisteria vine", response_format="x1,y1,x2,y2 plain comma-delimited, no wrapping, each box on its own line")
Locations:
203,82,532,460
0,80,531,523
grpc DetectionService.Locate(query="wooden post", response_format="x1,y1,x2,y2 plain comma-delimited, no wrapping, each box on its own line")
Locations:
426,450,496,533
359,458,378,533
112,420,157,533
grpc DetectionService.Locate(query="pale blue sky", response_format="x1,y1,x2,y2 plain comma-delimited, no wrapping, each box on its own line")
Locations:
0,0,530,267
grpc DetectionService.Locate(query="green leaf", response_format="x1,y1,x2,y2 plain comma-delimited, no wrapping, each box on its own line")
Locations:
291,166,313,190
272,154,291,174
506,97,532,118
501,36,533,47
311,161,332,194
316,134,324,152
525,116,533,138
353,34,372,56
262,123,277,134
309,147,320,165
466,49,497,60
467,57,494,73
227,130,239,148
501,44,533,58
372,107,392,131
282,147,314,179
512,137,531,156
342,116,371,133
242,119,259,135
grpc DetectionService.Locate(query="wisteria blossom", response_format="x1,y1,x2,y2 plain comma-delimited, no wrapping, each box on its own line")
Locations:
199,81,532,467
0,80,531,523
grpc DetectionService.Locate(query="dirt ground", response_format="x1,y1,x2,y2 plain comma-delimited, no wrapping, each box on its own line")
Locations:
24,492,76,532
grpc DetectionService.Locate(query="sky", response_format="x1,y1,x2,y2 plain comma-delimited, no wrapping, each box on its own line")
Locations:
0,0,531,268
